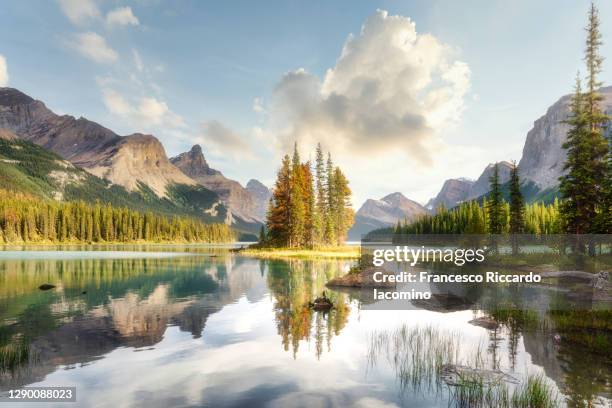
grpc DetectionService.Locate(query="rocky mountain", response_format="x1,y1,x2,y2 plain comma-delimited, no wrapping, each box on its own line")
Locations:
0,136,227,223
426,178,474,210
469,161,513,199
348,192,428,240
246,179,272,221
518,86,612,190
426,162,513,211
169,144,221,178
0,87,195,198
170,145,267,223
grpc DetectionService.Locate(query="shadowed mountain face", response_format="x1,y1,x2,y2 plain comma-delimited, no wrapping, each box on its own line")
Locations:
0,87,194,198
171,145,269,223
348,192,428,240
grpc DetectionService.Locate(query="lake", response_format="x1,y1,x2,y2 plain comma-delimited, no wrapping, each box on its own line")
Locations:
0,245,609,407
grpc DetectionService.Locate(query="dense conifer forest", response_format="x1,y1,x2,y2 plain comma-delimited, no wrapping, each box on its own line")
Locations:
0,190,234,244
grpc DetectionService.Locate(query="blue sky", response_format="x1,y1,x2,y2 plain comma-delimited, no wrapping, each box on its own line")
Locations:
1,0,611,206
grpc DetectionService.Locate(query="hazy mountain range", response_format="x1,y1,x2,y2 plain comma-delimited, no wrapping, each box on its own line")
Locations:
349,86,612,238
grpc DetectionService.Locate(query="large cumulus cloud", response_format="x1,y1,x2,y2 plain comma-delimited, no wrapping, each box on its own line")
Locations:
267,10,470,166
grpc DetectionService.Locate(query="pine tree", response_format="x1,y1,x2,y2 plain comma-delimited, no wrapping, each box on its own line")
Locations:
560,75,590,233
583,2,612,233
324,153,336,245
267,155,292,246
289,143,306,247
332,167,353,244
560,4,609,235
509,161,525,234
487,163,504,234
313,143,326,245
301,162,316,247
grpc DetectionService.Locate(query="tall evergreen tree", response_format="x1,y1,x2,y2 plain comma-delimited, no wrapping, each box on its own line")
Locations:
509,161,525,234
561,3,609,234
332,167,354,244
313,143,326,244
301,162,315,247
324,153,336,244
267,155,292,246
583,3,612,233
560,76,591,233
487,163,504,234
288,143,306,247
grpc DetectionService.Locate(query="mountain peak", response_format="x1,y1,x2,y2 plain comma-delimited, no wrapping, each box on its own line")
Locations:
0,87,35,107
381,192,405,201
170,145,221,177
190,144,203,154
246,179,268,191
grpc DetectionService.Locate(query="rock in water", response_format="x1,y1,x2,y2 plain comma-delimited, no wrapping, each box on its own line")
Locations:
38,283,56,291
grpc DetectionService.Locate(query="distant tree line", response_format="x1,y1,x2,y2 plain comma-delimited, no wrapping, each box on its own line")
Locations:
0,190,234,243
264,143,354,248
394,169,561,235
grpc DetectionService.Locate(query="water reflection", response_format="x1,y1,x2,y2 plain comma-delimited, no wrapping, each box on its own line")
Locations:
266,260,350,359
0,249,609,407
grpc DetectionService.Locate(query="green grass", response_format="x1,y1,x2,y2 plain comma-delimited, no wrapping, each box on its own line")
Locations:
510,375,559,408
367,325,461,393
450,374,558,408
0,337,32,372
240,246,360,259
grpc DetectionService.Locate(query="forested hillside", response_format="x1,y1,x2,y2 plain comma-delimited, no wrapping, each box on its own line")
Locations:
0,190,234,243
0,137,228,223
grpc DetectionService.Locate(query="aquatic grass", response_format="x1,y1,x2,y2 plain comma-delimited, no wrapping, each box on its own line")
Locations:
450,375,510,408
367,324,461,394
449,374,559,408
510,375,559,408
0,337,32,372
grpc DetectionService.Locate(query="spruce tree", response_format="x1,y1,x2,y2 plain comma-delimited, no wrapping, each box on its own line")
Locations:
267,155,292,246
313,143,326,244
487,163,504,234
509,161,525,234
289,143,306,247
324,153,336,245
560,76,590,233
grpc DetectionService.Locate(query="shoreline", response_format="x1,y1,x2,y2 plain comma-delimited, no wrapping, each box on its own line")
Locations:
238,246,360,259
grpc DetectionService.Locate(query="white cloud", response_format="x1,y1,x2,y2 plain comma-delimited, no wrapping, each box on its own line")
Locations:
58,0,100,25
69,32,118,63
101,87,185,129
0,55,8,86
198,120,252,157
265,9,470,167
106,6,139,27
102,88,131,116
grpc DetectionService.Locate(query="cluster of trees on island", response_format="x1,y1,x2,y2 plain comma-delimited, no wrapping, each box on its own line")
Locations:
394,3,611,238
263,143,354,248
0,190,234,243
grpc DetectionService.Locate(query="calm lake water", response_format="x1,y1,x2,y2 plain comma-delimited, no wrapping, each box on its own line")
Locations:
0,245,609,407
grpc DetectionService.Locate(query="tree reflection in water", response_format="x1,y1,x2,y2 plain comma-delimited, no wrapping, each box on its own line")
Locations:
266,259,350,359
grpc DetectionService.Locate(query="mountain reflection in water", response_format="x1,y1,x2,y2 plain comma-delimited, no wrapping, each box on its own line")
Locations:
0,246,609,407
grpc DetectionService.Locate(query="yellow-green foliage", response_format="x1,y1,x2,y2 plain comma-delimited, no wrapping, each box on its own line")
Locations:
0,190,234,244
396,199,562,235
